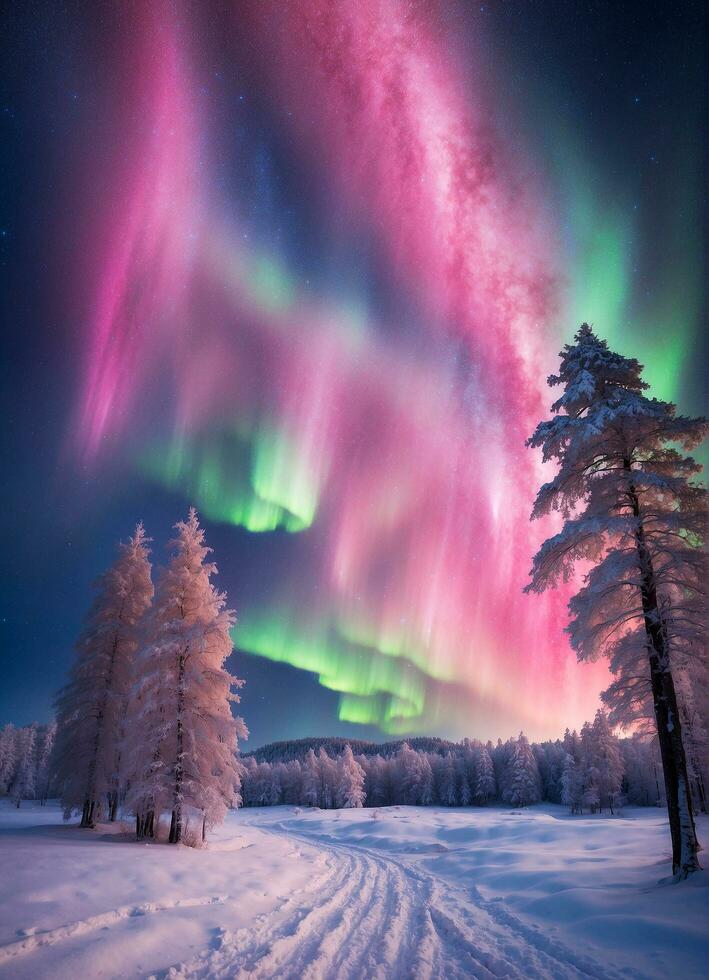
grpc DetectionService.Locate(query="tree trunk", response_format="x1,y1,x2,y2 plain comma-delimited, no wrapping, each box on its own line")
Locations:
169,650,187,845
681,708,708,815
651,753,662,806
694,774,708,816
85,632,121,832
82,799,97,827
80,797,96,828
137,806,156,840
108,791,118,822
626,467,700,878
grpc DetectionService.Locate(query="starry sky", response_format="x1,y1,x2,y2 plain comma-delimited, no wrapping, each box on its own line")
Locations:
1,0,705,748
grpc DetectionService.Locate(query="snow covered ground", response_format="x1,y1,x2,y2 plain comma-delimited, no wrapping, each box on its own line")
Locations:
0,801,706,979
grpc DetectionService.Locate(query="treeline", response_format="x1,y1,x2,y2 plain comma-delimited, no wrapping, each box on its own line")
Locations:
243,709,706,813
0,723,56,807
244,735,458,765
3,711,688,818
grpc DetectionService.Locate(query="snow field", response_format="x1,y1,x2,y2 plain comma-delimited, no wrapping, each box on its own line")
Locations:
0,802,317,979
0,801,707,979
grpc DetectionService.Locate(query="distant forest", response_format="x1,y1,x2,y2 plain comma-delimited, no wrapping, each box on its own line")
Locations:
243,736,457,764
239,712,707,815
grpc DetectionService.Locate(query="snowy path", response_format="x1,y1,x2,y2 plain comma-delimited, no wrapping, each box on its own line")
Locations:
1,803,706,979
167,820,630,980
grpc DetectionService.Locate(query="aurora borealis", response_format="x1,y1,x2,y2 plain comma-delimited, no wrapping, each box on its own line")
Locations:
2,0,705,744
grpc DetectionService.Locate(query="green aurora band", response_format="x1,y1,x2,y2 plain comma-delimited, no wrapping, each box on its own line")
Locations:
139,424,319,533
233,615,430,733
547,118,703,411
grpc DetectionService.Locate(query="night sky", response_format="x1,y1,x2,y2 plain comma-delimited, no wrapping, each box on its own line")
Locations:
1,1,705,748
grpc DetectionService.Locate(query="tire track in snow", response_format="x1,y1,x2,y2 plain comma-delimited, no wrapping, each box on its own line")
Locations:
167,820,618,980
221,820,644,980
313,833,638,980
162,844,362,979
16,816,647,980
287,829,520,980
164,828,450,979
321,833,645,980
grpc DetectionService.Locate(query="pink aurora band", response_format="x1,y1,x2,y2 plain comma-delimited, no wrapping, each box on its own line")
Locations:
73,1,610,740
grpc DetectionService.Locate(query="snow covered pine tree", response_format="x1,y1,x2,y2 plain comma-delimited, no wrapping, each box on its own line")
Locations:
503,733,541,807
0,725,17,795
10,724,37,807
35,723,57,805
588,710,624,814
525,324,707,878
474,746,496,803
126,509,246,845
53,525,153,827
335,745,366,808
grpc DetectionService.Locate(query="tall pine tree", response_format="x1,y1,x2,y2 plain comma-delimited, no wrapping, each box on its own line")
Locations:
126,509,246,845
526,324,707,877
503,733,541,807
474,746,496,803
590,710,624,814
336,745,366,808
53,525,153,826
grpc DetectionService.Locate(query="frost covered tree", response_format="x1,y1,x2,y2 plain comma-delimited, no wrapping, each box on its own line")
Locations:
604,639,709,815
363,753,390,806
0,725,17,795
526,324,707,877
301,749,321,807
589,710,624,814
317,748,337,808
36,723,57,805
561,753,583,813
419,754,434,805
282,760,304,804
579,722,601,812
674,667,709,814
336,745,366,808
395,742,433,805
621,735,663,806
53,525,153,826
535,740,566,803
435,753,458,806
11,724,37,806
503,733,541,807
560,729,586,813
243,760,279,806
125,510,246,844
456,752,472,805
123,642,161,839
474,746,496,803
